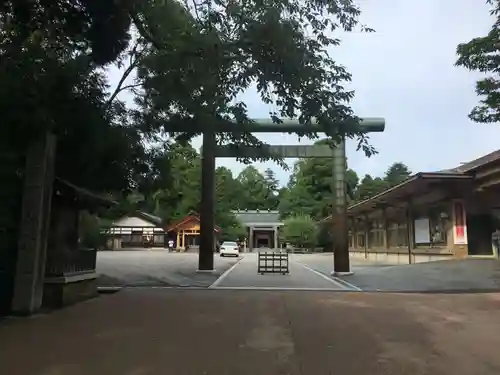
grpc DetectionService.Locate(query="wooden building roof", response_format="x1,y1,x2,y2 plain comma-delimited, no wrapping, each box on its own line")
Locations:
166,213,221,232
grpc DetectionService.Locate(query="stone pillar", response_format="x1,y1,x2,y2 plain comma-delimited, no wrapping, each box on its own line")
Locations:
273,226,278,250
198,129,216,271
12,133,56,315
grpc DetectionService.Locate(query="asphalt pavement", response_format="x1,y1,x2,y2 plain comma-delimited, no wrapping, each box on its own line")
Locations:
96,251,500,293
294,253,500,292
96,251,240,287
211,253,346,290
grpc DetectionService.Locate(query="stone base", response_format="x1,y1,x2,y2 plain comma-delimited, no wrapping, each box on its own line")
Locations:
331,271,354,276
43,274,98,309
196,269,217,274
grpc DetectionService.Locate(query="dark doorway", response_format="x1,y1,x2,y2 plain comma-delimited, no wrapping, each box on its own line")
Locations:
466,213,495,256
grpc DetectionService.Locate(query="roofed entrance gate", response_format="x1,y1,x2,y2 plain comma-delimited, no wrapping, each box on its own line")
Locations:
233,210,283,251
165,118,385,275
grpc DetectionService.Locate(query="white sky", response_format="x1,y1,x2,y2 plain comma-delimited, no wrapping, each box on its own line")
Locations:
108,0,499,186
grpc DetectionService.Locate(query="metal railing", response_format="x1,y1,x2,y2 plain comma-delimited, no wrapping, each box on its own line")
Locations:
45,249,97,277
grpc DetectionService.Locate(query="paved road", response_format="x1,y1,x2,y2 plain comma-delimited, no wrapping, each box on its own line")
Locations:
2,289,500,374
294,253,500,292
96,251,239,287
212,253,346,289
97,251,500,292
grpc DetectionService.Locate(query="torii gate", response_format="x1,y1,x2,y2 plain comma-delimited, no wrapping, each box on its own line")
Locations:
165,118,385,275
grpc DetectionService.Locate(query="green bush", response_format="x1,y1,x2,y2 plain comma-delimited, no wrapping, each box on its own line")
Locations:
79,211,111,250
282,215,318,250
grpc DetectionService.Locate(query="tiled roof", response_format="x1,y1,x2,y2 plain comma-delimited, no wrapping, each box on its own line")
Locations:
137,211,163,225
452,149,500,173
233,210,282,224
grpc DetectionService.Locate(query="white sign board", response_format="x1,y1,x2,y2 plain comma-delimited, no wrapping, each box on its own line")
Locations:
414,218,430,244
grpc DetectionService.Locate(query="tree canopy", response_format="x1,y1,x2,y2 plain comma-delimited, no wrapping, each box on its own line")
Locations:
456,0,500,123
0,0,386,248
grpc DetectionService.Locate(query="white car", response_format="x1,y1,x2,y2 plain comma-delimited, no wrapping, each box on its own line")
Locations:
220,241,240,257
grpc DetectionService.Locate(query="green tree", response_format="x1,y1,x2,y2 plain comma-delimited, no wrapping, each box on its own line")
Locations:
218,215,247,242
279,139,359,218
263,168,280,209
455,0,500,123
134,0,377,159
356,175,388,202
215,166,244,211
384,162,411,187
346,168,360,203
236,166,270,209
282,215,318,250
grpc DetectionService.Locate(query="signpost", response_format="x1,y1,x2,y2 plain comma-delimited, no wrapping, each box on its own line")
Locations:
166,118,385,273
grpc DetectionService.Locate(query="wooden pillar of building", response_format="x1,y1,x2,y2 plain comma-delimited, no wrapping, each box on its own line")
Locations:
364,215,369,259
273,225,279,249
249,227,254,251
405,203,414,264
12,133,56,315
351,217,357,250
382,207,389,250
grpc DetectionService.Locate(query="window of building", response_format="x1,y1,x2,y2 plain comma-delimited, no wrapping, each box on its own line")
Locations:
368,220,385,248
428,206,448,245
153,235,164,244
348,232,354,248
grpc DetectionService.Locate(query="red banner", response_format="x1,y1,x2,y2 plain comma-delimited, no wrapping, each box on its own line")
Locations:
454,201,466,244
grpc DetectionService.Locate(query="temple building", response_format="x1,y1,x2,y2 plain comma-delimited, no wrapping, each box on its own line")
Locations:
233,210,283,250
165,214,220,251
108,211,165,249
330,149,500,264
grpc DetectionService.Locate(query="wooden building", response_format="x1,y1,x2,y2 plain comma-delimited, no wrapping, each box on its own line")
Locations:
166,214,221,251
108,212,165,249
43,178,116,308
233,210,283,251
340,150,500,264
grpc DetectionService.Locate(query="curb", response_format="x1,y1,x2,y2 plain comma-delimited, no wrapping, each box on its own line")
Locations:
331,276,363,291
367,288,500,294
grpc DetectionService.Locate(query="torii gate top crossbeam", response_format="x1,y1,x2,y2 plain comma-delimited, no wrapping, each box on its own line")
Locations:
165,117,385,133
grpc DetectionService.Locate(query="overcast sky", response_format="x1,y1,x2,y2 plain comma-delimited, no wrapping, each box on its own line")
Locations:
110,0,499,186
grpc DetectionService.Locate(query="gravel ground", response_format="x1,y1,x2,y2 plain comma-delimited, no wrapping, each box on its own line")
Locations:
1,289,500,374
96,251,240,287
294,253,500,292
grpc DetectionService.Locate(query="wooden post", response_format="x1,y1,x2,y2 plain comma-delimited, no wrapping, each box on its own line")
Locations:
198,129,216,270
12,133,56,315
352,217,358,250
406,203,414,264
382,207,389,250
364,215,369,259
332,140,350,274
